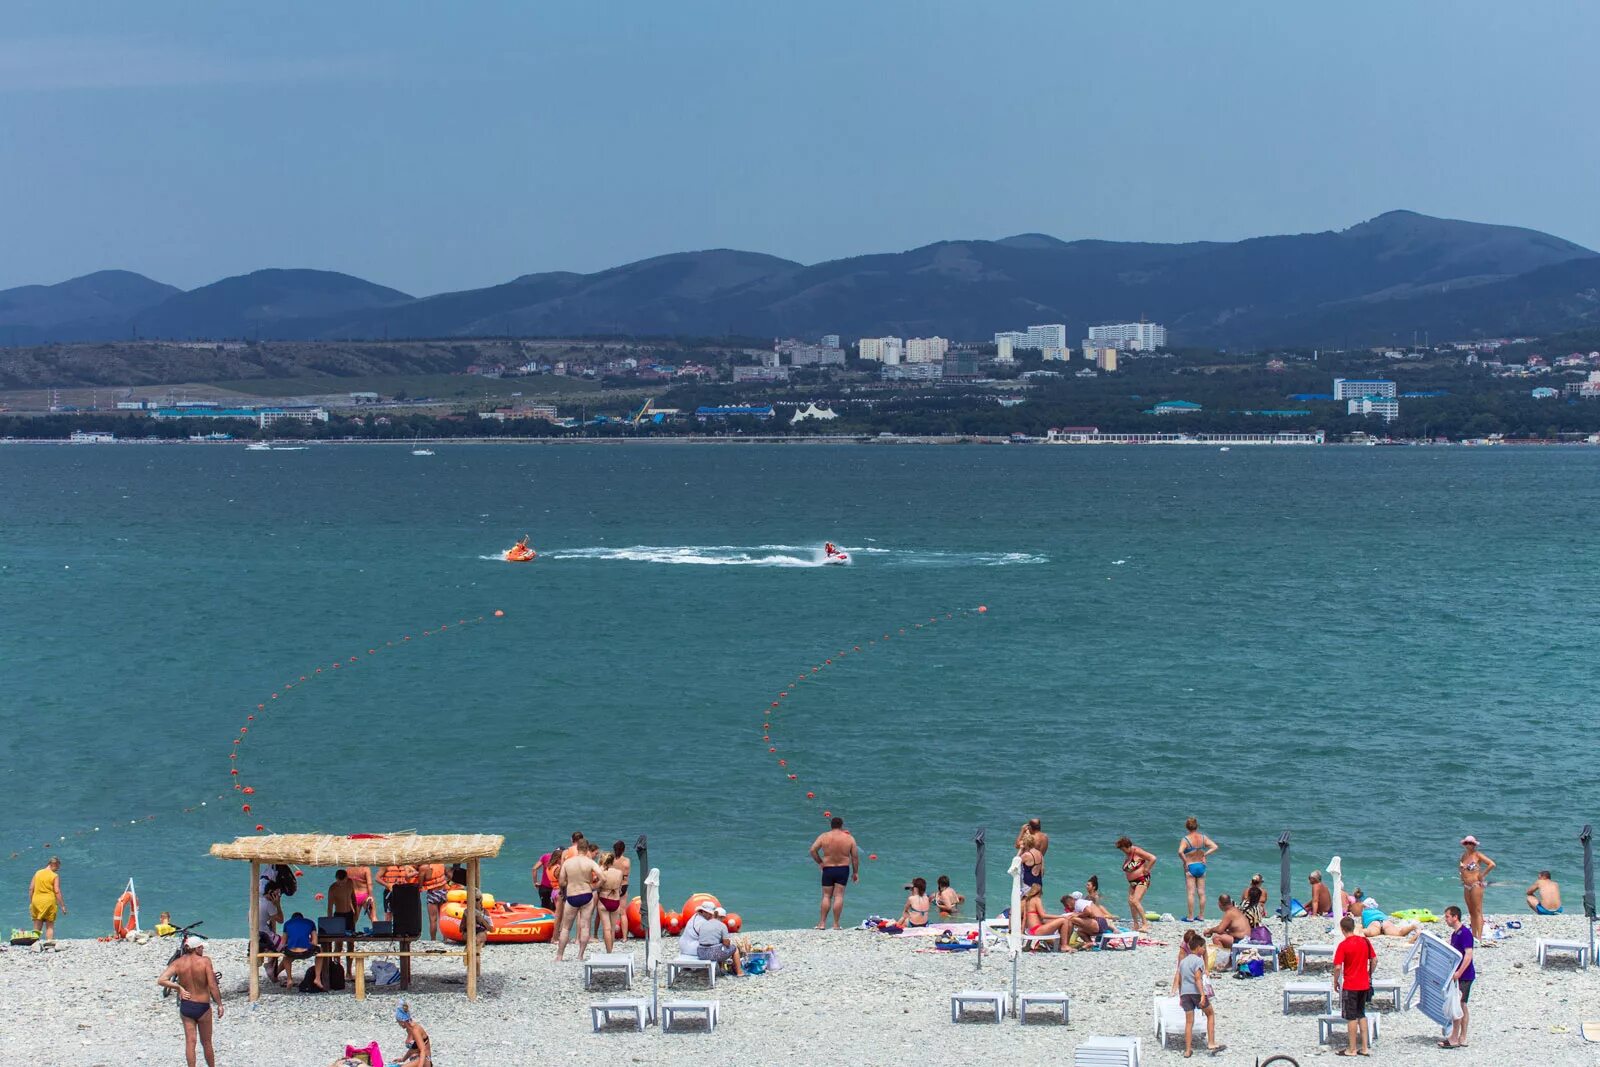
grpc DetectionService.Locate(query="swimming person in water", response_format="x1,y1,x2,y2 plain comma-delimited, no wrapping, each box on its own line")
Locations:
1179,817,1218,922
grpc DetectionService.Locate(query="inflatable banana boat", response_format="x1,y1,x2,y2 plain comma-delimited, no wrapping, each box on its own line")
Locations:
439,900,555,944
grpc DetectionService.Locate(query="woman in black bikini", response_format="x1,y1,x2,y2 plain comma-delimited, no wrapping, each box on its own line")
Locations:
1116,836,1157,932
393,1002,432,1067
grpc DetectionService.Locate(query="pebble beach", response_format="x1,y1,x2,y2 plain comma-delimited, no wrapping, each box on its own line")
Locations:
7,913,1600,1065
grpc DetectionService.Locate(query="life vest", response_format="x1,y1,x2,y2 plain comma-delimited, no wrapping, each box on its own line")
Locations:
419,864,448,892
378,865,418,887
113,889,139,938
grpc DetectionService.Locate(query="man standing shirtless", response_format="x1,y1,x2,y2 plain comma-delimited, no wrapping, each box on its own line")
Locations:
157,941,223,1067
809,816,859,929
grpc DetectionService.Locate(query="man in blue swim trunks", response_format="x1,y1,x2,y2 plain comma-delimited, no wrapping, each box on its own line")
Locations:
157,940,223,1067
1527,870,1563,914
810,816,860,930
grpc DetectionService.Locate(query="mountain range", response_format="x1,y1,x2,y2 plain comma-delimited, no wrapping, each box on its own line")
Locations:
4,211,1598,349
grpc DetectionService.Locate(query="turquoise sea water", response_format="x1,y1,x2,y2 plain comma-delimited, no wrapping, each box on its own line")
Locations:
2,443,1598,936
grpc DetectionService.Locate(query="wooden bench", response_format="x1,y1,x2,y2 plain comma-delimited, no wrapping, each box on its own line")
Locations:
256,947,466,1000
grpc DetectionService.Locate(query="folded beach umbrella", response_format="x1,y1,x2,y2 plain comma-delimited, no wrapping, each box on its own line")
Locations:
645,867,663,1022
1327,855,1344,921
974,827,987,972
1581,825,1594,965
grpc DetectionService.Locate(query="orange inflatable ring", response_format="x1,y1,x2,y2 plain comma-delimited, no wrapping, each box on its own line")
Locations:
113,890,139,939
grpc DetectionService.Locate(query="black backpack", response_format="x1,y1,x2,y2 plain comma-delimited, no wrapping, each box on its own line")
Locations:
299,958,345,992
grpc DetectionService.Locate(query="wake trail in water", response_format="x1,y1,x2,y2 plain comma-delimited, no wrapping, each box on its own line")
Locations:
508,545,1049,568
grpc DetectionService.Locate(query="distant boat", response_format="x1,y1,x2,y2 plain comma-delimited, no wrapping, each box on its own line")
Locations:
245,442,271,451
70,430,115,444
412,448,435,456
1219,446,1231,452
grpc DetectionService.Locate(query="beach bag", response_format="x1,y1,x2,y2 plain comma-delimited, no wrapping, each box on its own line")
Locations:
1444,981,1463,1021
1280,944,1298,971
343,1042,385,1067
371,959,401,987
325,958,347,991
1250,925,1272,943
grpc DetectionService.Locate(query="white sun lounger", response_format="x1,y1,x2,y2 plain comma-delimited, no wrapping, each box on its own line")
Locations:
1152,995,1207,1048
1073,1035,1142,1066
1536,938,1590,969
1295,943,1336,972
1318,1011,1382,1045
665,954,716,988
1402,931,1463,1030
950,990,1009,1022
661,1000,719,1033
1282,980,1333,1013
1227,938,1280,971
583,952,635,989
590,998,652,1032
1017,991,1070,1024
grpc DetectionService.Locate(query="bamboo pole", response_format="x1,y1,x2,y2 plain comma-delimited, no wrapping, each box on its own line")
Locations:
248,861,260,1002
465,858,479,1000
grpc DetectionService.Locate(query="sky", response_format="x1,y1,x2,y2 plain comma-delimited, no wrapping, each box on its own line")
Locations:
2,0,1597,295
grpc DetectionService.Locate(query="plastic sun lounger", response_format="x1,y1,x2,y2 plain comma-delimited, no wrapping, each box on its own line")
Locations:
950,990,1009,1023
583,952,636,989
1017,991,1070,1025
1536,938,1591,969
590,998,652,1032
1402,931,1463,1030
1281,980,1334,1013
1152,995,1208,1048
1073,1035,1142,1066
660,1000,719,1033
1318,1011,1382,1045
665,955,716,988
1227,939,1281,971
1295,943,1336,972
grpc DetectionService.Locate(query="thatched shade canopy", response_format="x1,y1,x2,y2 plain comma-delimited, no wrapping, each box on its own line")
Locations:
211,832,503,868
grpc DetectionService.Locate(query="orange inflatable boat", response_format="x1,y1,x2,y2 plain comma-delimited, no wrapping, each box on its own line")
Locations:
440,901,555,944
504,539,537,563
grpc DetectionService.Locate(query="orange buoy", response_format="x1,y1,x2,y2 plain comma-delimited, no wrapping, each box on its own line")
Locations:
868,854,878,861
806,792,815,799
823,810,832,818
494,610,504,617
255,824,265,831
241,804,251,813
724,912,743,933
978,605,987,613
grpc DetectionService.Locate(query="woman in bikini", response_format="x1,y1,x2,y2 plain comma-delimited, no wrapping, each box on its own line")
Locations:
596,853,626,952
1178,817,1218,923
1017,885,1076,951
346,866,379,925
1116,836,1157,932
1083,874,1103,908
1458,835,1496,938
898,877,932,929
934,875,964,919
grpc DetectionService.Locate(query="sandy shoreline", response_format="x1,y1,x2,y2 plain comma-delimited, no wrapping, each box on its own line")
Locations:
5,913,1600,1064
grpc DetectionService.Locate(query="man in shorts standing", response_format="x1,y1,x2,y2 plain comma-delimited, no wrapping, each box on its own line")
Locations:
1332,914,1377,1056
1442,904,1475,1049
809,816,859,930
157,941,223,1067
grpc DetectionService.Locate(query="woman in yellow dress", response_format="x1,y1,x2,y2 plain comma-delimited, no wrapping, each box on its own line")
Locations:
30,857,66,939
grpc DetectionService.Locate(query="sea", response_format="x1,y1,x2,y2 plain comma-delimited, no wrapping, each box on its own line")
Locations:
2,442,1597,935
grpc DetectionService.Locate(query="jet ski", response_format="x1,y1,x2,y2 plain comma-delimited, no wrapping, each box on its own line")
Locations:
504,538,537,563
822,543,850,565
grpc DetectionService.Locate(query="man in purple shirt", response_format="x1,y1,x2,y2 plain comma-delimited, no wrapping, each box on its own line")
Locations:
1442,905,1475,1049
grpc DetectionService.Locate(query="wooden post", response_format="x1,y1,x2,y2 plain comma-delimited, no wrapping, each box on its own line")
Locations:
465,858,479,1000
248,861,260,1003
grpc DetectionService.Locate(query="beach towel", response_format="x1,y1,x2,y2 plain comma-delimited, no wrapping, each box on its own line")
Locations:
342,1043,384,1067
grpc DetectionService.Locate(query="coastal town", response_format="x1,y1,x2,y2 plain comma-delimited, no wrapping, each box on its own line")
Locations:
6,322,1600,446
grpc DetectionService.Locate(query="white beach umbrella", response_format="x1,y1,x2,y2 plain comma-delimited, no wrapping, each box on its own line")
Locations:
645,867,663,1023
1327,855,1344,925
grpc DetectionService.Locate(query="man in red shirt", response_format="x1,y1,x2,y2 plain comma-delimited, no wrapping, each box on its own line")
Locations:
1331,915,1377,1056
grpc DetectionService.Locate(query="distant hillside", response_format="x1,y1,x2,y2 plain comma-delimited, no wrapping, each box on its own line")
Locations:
0,270,178,342
5,211,1595,348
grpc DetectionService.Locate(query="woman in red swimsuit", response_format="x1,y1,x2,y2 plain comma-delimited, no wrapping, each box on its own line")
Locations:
1116,836,1158,932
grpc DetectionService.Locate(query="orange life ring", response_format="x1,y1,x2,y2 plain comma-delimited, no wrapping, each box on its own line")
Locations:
113,890,139,938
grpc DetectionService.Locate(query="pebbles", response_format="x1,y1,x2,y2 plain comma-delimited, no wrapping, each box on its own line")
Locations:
2,915,1595,1064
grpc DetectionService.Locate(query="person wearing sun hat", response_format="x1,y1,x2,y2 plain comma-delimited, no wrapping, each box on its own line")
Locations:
1457,835,1496,938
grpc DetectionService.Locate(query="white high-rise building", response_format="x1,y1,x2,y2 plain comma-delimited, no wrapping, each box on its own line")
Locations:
1025,324,1067,350
905,336,949,363
1333,378,1397,400
994,330,1028,347
1087,322,1167,351
821,334,841,349
1040,347,1070,362
995,337,1015,363
858,336,904,365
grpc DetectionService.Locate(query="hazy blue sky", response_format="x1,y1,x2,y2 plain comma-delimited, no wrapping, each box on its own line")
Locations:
2,0,1596,294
